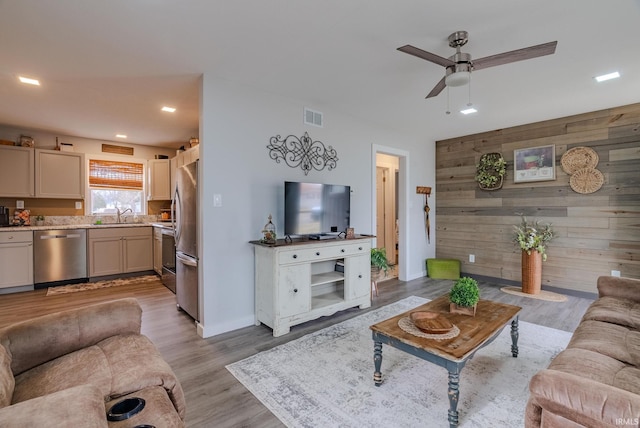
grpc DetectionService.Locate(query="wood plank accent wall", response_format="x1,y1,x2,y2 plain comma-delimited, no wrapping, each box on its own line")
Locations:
435,103,640,294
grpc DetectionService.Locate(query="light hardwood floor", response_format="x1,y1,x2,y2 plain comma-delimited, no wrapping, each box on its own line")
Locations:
0,276,595,427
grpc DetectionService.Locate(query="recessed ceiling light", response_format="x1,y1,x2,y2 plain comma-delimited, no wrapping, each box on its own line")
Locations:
460,107,477,115
18,76,40,86
595,72,620,82
115,134,127,139
161,106,176,113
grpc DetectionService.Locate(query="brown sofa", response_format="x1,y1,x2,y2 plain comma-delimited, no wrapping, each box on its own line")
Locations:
0,298,185,427
525,276,640,427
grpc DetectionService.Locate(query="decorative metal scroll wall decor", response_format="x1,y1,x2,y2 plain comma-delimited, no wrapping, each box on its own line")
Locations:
267,132,338,175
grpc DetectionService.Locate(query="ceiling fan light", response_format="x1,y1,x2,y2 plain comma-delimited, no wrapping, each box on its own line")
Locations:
445,71,470,87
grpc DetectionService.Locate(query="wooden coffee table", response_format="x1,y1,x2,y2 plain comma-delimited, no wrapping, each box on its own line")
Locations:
370,295,521,427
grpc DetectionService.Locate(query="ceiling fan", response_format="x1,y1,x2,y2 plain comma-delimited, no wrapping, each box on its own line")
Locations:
398,31,557,98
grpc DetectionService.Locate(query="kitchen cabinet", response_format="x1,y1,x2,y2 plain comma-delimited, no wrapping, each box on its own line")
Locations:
147,159,171,201
186,145,199,164
35,149,85,199
252,237,372,337
88,227,153,278
0,146,35,197
173,145,199,169
0,231,33,289
171,145,197,196
153,226,162,275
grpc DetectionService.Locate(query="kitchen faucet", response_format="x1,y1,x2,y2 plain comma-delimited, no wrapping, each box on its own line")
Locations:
116,208,133,223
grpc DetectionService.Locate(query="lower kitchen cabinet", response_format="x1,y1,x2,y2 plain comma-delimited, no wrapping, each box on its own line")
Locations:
0,231,33,289
88,227,153,278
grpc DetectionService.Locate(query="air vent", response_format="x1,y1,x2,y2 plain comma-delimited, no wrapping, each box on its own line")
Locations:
102,143,134,156
304,107,323,128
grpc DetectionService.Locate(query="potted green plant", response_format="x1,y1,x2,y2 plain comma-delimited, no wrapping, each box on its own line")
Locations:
475,152,507,190
449,276,480,316
370,247,389,282
34,215,45,226
514,216,554,294
514,216,554,261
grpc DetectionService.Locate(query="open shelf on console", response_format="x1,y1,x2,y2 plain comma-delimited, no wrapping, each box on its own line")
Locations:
311,271,344,287
311,282,345,310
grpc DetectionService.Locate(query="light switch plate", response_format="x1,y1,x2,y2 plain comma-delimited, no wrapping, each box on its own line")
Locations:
213,194,222,207
469,254,475,263
611,270,621,277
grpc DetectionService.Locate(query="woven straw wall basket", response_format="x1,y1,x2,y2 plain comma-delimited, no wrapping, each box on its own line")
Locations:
561,147,599,174
570,168,604,194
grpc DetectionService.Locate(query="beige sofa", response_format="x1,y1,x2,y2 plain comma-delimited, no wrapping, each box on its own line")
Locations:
0,298,185,427
525,276,640,427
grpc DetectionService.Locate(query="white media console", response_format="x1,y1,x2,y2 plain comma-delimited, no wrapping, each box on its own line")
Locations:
251,236,372,337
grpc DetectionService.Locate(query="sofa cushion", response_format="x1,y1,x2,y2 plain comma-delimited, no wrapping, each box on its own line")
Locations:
0,298,142,376
0,384,108,428
11,333,185,419
582,296,640,330
12,344,112,404
540,410,590,428
0,344,14,408
529,368,640,428
548,348,640,395
567,319,640,366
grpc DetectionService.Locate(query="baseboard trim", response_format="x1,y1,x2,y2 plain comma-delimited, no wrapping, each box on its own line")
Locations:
197,314,256,338
462,272,598,300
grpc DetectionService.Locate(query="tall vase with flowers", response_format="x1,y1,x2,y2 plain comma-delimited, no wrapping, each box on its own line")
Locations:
514,216,554,294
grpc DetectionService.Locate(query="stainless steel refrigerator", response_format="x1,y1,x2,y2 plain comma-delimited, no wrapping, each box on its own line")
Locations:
172,160,199,321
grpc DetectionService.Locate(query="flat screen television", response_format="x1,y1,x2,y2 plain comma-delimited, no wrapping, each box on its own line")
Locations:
284,181,350,238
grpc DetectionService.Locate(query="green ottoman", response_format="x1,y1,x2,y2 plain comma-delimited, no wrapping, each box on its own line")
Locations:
426,258,461,279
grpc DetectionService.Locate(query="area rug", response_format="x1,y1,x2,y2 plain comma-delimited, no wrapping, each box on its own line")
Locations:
227,296,572,428
45,275,159,296
501,286,568,302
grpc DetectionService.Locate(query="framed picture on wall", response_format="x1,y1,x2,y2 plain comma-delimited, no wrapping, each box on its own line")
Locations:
514,144,556,183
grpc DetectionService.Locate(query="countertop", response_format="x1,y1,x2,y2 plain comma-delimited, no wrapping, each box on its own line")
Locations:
0,223,160,232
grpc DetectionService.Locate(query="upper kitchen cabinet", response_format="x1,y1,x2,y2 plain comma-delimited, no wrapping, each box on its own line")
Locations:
147,159,171,200
173,145,199,169
35,149,85,199
0,146,35,197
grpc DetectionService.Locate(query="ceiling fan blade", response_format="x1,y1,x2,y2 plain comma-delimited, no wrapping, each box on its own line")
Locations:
398,45,456,67
426,76,446,98
472,41,557,71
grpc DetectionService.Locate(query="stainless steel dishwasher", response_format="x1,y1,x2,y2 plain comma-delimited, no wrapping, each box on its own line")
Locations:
34,229,87,287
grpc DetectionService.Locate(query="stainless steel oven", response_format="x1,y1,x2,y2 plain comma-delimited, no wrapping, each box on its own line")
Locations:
161,228,176,293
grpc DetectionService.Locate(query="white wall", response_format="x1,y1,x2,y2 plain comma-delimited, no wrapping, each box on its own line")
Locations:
0,125,177,159
197,74,436,338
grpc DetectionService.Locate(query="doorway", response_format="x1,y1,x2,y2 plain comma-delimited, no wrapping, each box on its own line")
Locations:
376,154,399,278
372,146,409,283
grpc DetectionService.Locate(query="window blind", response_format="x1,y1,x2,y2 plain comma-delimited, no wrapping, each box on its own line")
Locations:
89,159,143,190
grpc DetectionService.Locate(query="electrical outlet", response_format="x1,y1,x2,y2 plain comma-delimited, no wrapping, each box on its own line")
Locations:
213,194,222,207
16,200,24,209
611,270,621,277
75,201,82,209
469,254,475,263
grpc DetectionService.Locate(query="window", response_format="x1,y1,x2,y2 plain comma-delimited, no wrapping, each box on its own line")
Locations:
88,159,145,215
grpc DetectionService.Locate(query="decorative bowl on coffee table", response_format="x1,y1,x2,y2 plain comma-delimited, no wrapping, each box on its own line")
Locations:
409,311,454,334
